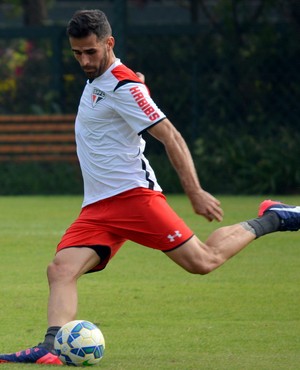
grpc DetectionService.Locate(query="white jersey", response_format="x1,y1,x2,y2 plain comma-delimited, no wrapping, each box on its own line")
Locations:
75,59,166,207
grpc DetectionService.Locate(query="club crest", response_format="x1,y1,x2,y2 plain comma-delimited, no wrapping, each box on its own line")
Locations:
92,88,106,107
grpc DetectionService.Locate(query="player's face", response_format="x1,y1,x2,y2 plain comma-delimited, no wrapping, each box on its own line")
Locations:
70,34,115,79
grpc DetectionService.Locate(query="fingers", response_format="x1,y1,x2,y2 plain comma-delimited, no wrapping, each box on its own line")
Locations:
135,71,145,83
190,190,224,222
201,193,224,222
206,207,224,222
195,203,223,222
199,199,224,222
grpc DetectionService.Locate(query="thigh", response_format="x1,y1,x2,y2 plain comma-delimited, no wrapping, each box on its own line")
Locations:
110,188,194,251
54,247,102,277
56,204,127,272
164,235,209,273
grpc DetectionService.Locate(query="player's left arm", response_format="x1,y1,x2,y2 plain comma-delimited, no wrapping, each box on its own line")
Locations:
148,118,223,222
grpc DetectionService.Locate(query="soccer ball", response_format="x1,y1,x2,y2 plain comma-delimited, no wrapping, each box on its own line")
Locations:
54,320,105,366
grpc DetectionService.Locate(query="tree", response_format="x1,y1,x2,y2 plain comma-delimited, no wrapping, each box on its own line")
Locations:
22,0,48,25
0,0,49,25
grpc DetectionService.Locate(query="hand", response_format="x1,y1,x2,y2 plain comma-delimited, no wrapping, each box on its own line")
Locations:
189,190,224,222
136,71,145,83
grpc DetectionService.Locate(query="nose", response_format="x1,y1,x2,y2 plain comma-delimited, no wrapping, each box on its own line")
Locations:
79,53,90,67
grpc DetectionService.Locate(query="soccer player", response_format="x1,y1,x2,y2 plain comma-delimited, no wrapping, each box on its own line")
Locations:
0,9,299,365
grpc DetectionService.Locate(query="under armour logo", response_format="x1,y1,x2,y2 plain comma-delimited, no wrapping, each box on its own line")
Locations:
167,230,182,242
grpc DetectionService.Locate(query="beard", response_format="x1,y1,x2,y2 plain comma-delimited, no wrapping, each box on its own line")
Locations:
83,50,109,80
84,69,98,79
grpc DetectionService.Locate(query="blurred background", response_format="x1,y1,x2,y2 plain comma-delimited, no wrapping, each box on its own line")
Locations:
0,0,299,195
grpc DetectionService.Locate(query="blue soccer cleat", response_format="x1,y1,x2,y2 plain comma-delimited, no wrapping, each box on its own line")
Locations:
0,345,62,365
259,199,300,231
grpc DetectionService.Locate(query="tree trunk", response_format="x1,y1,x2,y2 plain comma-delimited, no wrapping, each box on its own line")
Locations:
22,0,47,26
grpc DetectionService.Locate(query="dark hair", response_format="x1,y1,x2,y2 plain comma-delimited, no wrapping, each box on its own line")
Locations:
67,9,112,40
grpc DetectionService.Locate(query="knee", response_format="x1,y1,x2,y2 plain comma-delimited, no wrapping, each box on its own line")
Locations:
166,237,218,275
183,251,217,275
47,259,77,284
47,260,57,281
185,262,214,275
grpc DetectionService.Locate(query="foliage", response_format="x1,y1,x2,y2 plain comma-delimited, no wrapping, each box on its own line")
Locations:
193,127,300,194
0,0,299,194
125,3,299,195
0,38,61,114
0,0,50,25
0,162,82,195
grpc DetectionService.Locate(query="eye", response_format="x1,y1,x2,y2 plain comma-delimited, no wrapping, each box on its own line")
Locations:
86,49,97,55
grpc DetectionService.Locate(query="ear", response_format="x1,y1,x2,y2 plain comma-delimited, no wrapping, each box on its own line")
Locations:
107,36,115,49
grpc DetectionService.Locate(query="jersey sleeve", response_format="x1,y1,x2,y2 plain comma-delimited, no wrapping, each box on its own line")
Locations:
112,82,166,135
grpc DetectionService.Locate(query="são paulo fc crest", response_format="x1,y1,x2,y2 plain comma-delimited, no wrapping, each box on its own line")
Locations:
92,88,105,107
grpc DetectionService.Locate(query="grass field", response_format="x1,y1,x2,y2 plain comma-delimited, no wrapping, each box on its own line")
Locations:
0,194,299,370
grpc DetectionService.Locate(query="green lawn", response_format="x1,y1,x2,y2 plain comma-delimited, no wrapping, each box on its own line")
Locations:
0,195,299,369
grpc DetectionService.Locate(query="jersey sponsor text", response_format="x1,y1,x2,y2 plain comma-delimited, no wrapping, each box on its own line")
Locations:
130,86,160,122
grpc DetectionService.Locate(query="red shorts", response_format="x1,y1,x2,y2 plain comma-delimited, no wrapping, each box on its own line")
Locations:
57,187,194,272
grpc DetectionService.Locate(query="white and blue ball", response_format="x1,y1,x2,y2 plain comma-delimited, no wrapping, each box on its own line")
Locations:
54,320,105,366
